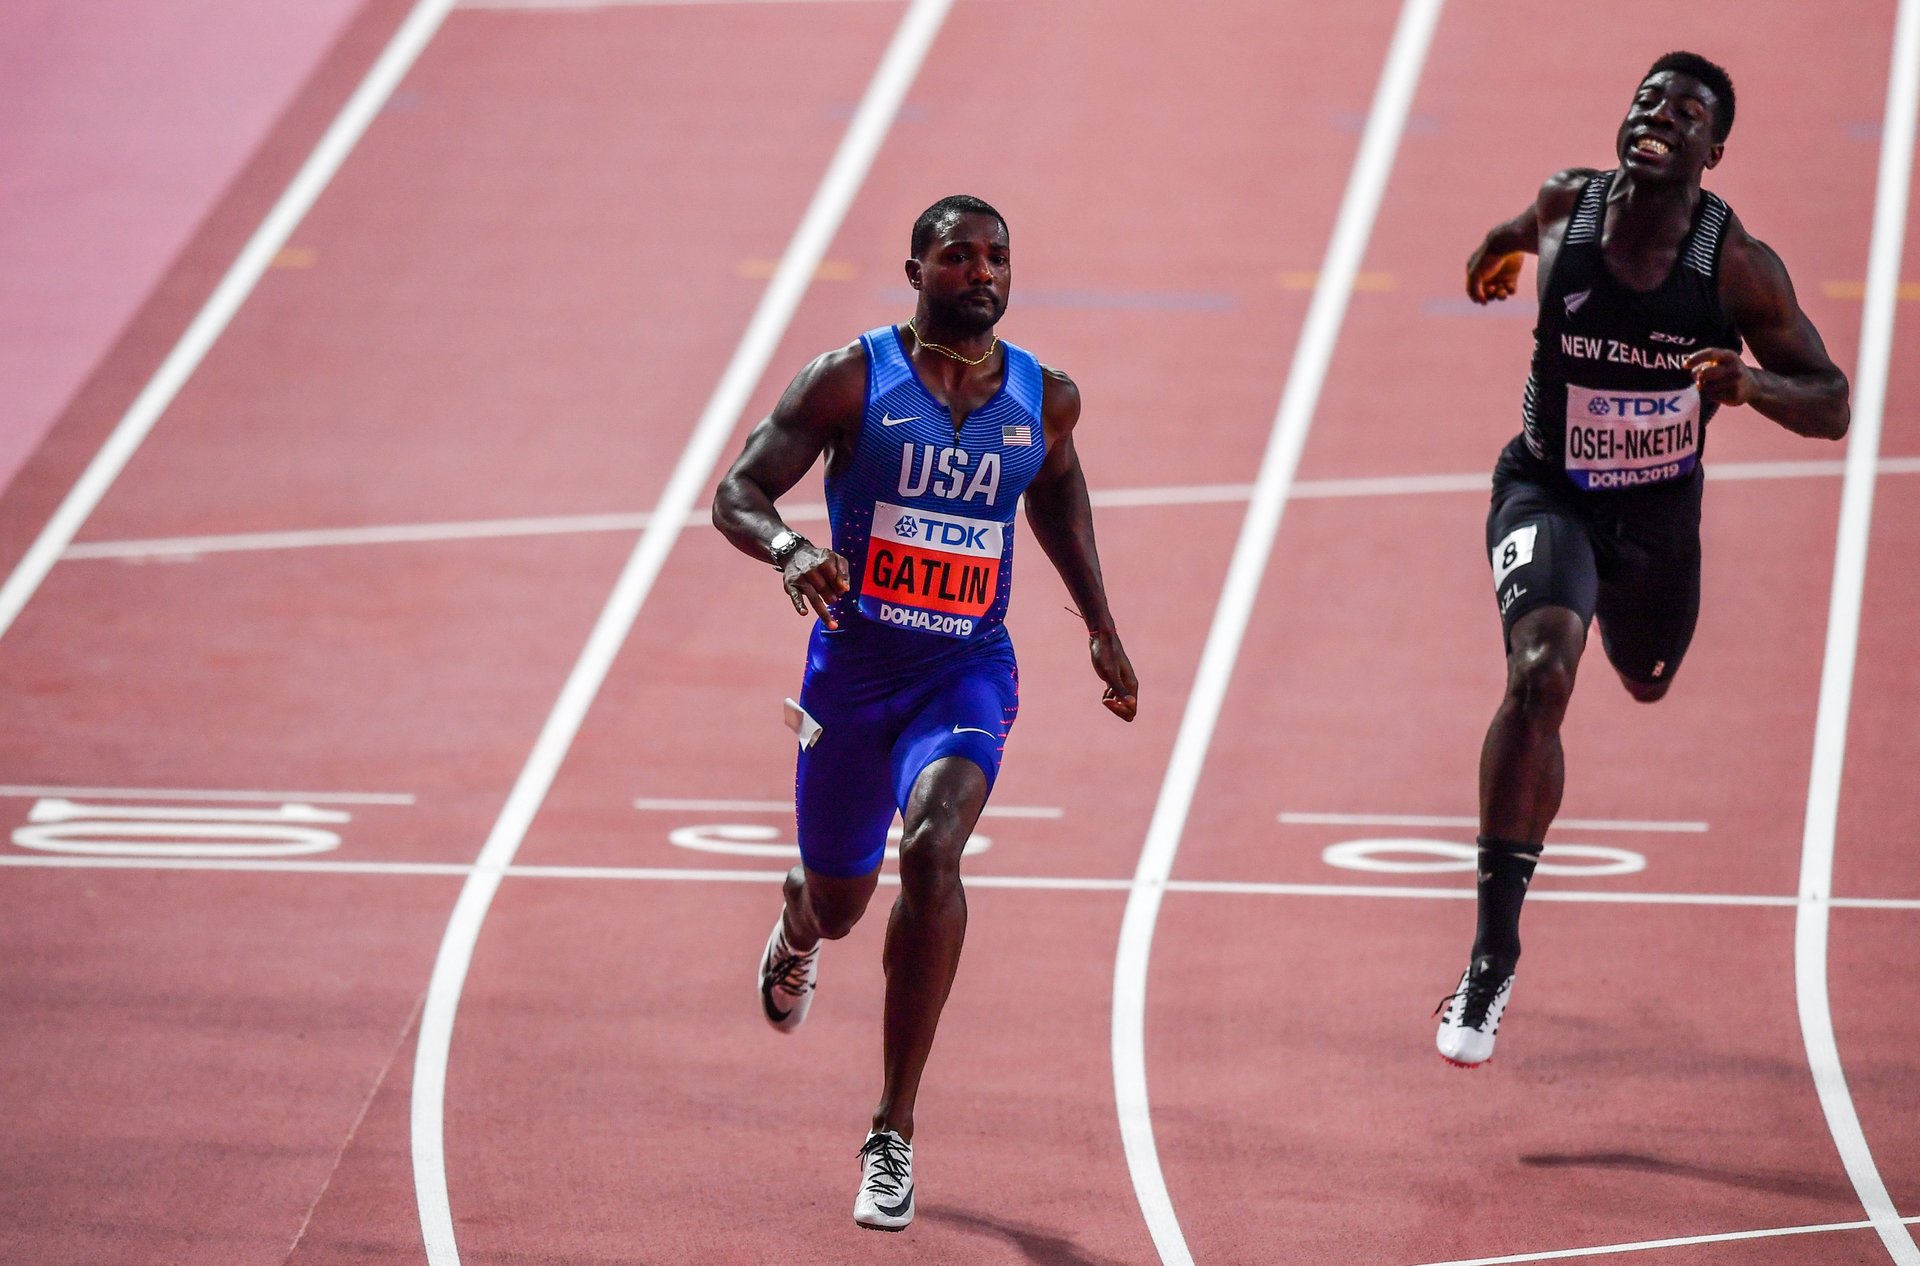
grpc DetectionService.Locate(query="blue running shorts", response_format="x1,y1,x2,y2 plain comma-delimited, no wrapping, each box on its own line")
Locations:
792,623,1019,878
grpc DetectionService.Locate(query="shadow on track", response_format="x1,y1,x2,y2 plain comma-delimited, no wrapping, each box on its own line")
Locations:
923,1207,1131,1266
1519,1151,1856,1201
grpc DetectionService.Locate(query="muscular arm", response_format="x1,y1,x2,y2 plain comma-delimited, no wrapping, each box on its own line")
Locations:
1467,168,1596,303
711,342,864,624
1686,221,1850,440
1022,368,1137,721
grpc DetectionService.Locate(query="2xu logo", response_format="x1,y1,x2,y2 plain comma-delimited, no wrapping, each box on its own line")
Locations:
10,798,347,857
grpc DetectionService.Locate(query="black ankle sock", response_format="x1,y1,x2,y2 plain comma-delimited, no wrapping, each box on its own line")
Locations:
1472,834,1543,974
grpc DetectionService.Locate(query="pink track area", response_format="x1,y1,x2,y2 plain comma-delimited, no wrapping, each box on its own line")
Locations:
0,1,1915,1263
0,0,364,495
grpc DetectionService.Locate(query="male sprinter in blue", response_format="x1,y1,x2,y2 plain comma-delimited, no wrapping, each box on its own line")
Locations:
1435,53,1848,1067
713,195,1137,1230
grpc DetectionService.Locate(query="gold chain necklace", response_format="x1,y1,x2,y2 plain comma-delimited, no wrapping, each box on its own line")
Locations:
906,318,997,367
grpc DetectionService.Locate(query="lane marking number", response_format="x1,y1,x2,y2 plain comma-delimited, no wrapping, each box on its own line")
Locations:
1322,837,1645,878
10,798,348,858
666,822,990,860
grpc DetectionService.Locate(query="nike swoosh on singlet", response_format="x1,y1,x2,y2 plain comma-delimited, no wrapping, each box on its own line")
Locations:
880,413,919,426
951,726,996,738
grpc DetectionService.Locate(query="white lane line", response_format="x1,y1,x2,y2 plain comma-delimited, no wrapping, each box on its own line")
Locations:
62,512,659,559
0,0,461,644
1716,455,1915,480
11,853,1920,912
6,853,1920,912
1292,471,1487,497
631,796,1062,818
1407,1214,1920,1266
1090,482,1257,509
0,784,413,805
1795,1,1920,1261
1170,882,1920,910
1279,812,1707,834
1110,5,1445,1263
57,456,1920,562
0,855,473,876
405,3,954,1262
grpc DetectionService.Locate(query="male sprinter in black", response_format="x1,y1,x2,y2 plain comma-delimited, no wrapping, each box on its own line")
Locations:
713,195,1137,1226
1436,53,1849,1066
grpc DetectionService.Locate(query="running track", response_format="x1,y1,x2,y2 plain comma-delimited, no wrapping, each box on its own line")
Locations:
1,1,1915,1263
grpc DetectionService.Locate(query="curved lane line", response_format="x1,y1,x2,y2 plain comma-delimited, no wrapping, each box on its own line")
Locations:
1795,0,1920,1261
1406,1213,1920,1266
403,2,955,1261
1107,2,1445,1261
0,0,462,643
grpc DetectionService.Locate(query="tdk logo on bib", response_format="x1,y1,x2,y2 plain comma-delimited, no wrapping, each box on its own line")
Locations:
1584,394,1687,419
861,501,1003,638
893,514,990,552
1564,384,1701,490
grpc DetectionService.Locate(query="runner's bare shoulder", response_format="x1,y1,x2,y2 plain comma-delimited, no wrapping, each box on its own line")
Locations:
1536,167,1600,226
1039,364,1080,426
776,337,870,435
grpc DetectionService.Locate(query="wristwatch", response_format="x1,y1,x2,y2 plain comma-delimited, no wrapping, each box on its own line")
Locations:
768,528,808,569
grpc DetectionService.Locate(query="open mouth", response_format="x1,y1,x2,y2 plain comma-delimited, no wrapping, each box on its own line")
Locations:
1631,134,1673,157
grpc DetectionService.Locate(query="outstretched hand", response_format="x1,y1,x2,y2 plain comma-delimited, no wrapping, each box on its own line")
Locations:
1090,629,1138,722
1685,347,1756,407
784,545,850,628
1466,245,1525,304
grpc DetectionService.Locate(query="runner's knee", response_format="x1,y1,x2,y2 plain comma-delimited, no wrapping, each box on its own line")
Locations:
1506,640,1578,724
812,895,867,940
793,868,873,940
896,819,966,904
1504,608,1584,723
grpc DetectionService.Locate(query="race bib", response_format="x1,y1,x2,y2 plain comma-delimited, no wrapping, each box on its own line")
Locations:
1564,384,1700,491
860,501,1002,638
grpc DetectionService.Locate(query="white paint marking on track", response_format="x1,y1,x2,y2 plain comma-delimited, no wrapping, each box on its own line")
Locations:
1089,482,1257,509
1795,1,1920,1260
62,512,660,559
0,855,474,876
1279,811,1706,833
0,0,463,644
632,796,1061,818
405,3,955,1262
56,457,1920,562
23,799,347,824
1109,4,1445,1263
1405,1214,1920,1266
1290,471,1487,497
5,853,1920,912
0,785,413,805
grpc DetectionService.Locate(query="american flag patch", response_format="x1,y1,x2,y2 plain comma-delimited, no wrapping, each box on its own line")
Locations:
1001,424,1033,447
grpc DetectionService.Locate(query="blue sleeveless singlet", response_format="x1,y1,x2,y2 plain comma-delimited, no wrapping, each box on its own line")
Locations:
821,325,1049,644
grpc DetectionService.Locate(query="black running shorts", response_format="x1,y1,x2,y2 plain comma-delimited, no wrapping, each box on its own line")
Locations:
1485,469,1703,686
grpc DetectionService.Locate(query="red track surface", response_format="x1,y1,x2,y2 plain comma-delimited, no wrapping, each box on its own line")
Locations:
1,1,1914,1264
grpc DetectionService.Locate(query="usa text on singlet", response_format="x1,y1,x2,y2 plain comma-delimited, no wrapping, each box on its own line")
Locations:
824,326,1048,640
1516,171,1742,493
